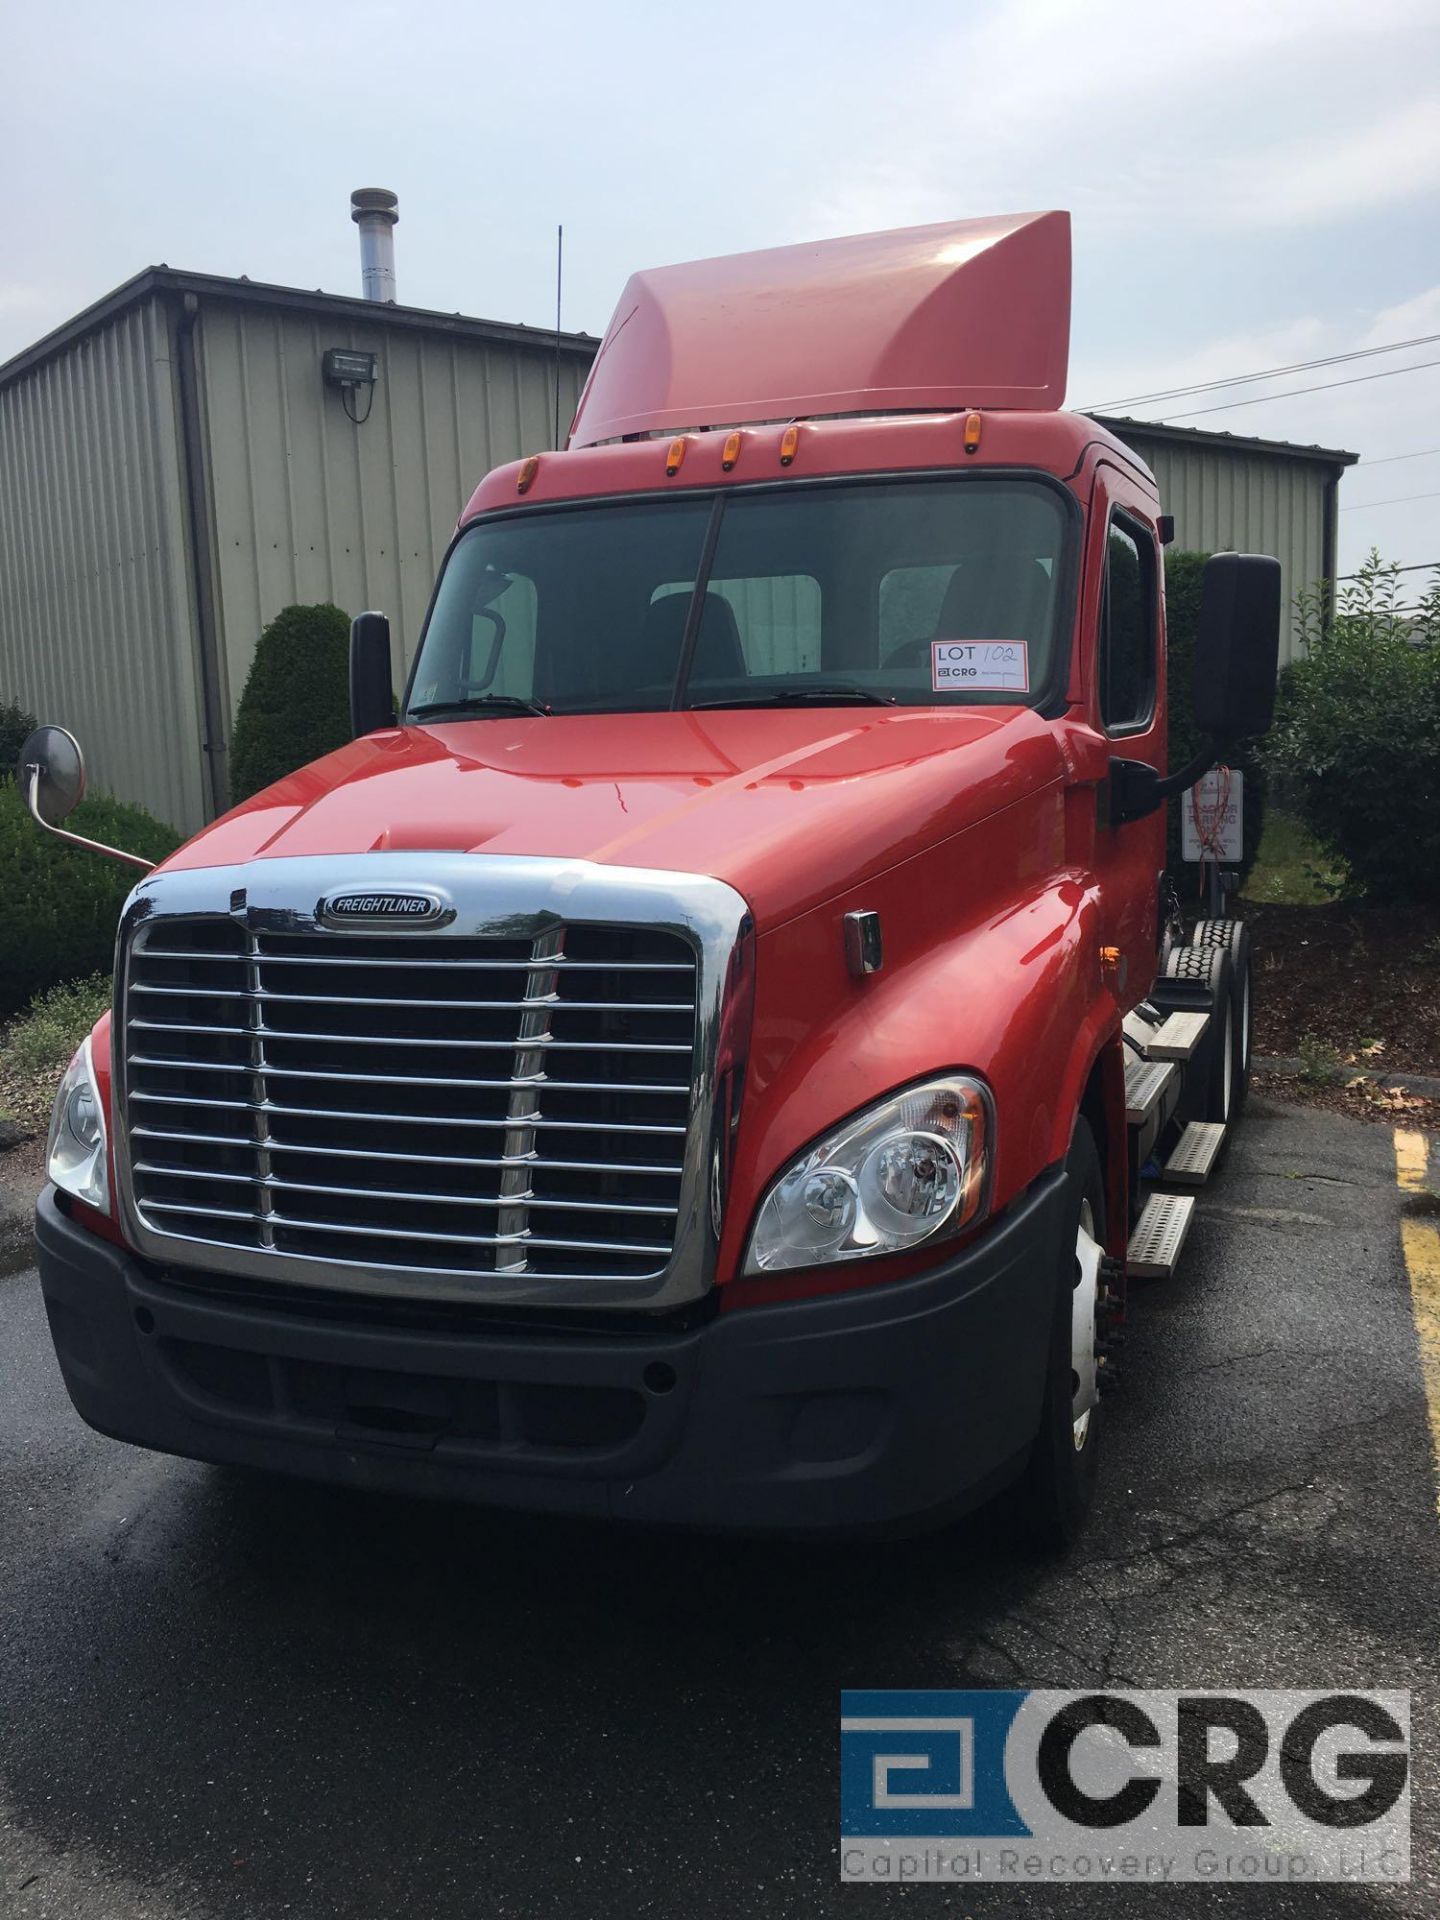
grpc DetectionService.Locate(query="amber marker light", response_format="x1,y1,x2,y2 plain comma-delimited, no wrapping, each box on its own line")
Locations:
666,437,688,476
963,411,983,455
516,455,540,493
722,431,743,472
779,424,800,467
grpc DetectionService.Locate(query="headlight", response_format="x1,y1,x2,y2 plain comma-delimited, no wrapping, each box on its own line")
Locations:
47,1036,110,1213
742,1074,993,1275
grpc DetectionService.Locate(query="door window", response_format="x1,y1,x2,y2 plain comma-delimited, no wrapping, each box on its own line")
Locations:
1101,517,1157,731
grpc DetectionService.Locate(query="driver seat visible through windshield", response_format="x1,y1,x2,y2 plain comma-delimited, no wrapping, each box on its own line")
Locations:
885,554,1056,669
634,590,747,693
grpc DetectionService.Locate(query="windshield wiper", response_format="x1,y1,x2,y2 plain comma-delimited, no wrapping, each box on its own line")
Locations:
688,684,895,710
408,694,551,720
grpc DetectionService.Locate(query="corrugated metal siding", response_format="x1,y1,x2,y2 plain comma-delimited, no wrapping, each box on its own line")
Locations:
195,302,591,738
0,296,206,830
1112,430,1332,666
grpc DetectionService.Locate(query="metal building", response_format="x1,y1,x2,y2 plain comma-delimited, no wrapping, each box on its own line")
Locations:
1,259,1354,836
1093,415,1356,666
0,266,594,834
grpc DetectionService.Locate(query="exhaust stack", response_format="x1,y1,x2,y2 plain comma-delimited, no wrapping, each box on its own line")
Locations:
350,188,399,303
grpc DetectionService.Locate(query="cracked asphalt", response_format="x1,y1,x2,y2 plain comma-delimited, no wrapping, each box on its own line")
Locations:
2,1092,1436,1918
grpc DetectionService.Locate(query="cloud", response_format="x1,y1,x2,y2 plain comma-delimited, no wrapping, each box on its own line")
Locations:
801,0,1440,239
1235,99,1440,227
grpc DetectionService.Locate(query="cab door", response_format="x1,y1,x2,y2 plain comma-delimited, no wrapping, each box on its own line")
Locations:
1085,466,1167,1007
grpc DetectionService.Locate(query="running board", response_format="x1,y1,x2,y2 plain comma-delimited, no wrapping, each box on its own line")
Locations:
1125,1057,1178,1125
1127,1192,1196,1279
1123,1003,1166,1052
1163,1120,1227,1186
1124,1006,1209,1060
1147,1010,1209,1061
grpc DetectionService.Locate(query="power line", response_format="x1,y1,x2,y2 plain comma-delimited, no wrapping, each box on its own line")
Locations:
1338,560,1439,578
1087,331,1440,411
1359,446,1440,467
1159,356,1440,422
1339,489,1440,512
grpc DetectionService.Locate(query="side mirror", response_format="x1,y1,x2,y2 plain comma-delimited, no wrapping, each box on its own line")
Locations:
1193,553,1282,742
15,725,154,872
1109,550,1283,827
17,723,86,825
350,611,396,738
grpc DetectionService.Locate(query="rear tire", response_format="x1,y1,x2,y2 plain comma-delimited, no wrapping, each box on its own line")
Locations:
1020,1118,1106,1553
1164,943,1238,1126
1191,918,1253,1113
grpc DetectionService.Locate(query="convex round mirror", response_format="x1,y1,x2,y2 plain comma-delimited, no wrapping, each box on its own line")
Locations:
17,724,87,826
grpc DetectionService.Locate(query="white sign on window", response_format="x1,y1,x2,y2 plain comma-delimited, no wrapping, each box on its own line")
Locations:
931,641,1030,692
1181,768,1244,863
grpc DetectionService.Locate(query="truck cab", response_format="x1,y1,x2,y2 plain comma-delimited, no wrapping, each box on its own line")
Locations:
27,211,1280,1544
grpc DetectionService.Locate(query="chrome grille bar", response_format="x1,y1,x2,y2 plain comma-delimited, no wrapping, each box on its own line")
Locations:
113,856,750,1309
116,855,736,1306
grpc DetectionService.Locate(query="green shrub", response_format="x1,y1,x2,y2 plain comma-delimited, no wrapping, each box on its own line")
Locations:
0,782,181,1019
7,974,113,1074
1163,550,1266,888
0,696,38,783
1267,551,1440,903
229,603,352,803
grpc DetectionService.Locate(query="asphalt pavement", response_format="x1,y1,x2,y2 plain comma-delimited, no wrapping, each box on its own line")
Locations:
1,1094,1436,1919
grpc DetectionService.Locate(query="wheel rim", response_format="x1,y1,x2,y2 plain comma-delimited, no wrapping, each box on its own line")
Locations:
1072,1197,1102,1450
1220,1000,1234,1120
1240,964,1252,1073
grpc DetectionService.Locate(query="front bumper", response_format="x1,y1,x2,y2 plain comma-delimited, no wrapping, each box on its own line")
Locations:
35,1167,1068,1534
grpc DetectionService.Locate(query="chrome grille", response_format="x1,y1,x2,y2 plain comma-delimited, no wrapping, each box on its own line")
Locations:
123,916,699,1286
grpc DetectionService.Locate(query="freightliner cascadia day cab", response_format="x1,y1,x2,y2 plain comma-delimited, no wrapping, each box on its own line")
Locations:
23,211,1281,1545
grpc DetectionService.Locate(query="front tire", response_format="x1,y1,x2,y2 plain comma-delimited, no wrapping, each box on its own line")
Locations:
1020,1117,1106,1552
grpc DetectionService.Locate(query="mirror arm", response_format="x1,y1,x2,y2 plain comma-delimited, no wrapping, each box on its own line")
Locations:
22,765,155,873
1110,737,1227,825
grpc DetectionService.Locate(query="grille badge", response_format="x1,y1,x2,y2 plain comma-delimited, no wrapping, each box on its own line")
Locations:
318,888,449,928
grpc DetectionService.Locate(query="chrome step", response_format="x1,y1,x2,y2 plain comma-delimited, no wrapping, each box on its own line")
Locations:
1123,1010,1157,1052
1127,1191,1196,1280
1163,1120,1227,1186
1147,1009,1209,1061
1124,1057,1178,1125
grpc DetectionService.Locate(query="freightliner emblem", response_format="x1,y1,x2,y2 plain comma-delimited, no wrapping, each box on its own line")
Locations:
319,889,448,928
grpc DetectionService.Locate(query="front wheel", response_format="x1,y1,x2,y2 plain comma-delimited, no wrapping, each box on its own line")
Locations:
1020,1118,1106,1552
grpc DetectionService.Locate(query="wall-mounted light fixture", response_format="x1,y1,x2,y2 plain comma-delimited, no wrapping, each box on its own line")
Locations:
322,347,378,424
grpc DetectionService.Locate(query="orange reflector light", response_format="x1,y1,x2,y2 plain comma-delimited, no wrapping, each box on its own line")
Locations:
516,455,540,493
779,424,800,466
722,431,743,472
963,411,983,454
666,436,687,476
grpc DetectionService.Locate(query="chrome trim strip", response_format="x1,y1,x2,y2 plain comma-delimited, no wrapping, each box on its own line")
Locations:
113,852,749,1310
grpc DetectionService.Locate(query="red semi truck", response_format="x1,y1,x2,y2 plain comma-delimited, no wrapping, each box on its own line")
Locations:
24,211,1280,1544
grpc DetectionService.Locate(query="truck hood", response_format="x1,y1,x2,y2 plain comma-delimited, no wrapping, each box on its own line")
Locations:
167,708,1064,930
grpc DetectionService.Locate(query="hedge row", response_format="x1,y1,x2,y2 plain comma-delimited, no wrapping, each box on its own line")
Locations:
1268,555,1440,902
0,776,181,1020
229,602,353,803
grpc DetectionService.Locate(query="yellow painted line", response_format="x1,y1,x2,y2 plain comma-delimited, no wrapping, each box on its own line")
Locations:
1395,1128,1429,1193
1394,1128,1440,1517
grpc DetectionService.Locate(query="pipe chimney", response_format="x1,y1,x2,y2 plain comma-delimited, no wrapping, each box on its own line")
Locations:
350,188,399,303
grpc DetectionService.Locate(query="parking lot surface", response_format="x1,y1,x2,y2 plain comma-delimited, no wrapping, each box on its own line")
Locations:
2,1094,1436,1918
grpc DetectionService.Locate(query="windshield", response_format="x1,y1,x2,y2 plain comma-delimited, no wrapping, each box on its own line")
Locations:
405,477,1071,719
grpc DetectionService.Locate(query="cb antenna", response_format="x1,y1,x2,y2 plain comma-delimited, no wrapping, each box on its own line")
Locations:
552,223,564,450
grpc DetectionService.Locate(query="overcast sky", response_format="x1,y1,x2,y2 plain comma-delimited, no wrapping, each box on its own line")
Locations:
6,0,1438,573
